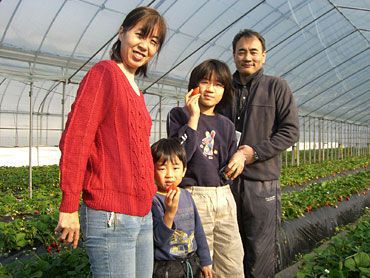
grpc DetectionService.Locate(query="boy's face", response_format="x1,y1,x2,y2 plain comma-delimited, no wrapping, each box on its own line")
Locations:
154,155,186,193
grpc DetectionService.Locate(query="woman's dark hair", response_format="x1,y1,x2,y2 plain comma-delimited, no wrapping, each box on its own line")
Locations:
110,6,167,77
151,138,187,168
188,59,234,113
232,29,266,53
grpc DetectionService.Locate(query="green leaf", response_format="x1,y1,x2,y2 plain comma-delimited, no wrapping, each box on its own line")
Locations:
354,252,370,268
15,232,27,248
358,267,370,275
328,269,345,278
344,257,356,271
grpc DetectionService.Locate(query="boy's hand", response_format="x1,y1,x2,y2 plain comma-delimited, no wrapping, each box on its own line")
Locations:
164,188,181,215
163,188,181,229
201,265,212,278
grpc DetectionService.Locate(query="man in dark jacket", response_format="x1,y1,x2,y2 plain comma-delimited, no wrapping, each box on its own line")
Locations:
221,29,299,277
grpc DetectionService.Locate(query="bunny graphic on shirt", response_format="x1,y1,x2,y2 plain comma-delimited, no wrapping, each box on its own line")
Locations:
201,130,216,159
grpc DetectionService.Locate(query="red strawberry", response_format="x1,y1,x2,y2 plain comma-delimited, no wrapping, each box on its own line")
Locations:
166,185,177,193
191,87,200,96
34,210,40,215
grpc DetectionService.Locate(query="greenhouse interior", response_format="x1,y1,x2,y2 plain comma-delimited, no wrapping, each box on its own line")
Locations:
0,0,369,277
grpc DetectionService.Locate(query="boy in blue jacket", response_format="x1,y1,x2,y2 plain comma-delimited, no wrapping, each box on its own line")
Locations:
151,138,212,278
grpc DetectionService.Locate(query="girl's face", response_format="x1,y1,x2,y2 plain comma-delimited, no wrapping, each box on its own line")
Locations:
198,73,225,113
154,155,186,193
118,22,160,74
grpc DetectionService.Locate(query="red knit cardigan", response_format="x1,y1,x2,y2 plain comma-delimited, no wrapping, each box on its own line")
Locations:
59,60,156,216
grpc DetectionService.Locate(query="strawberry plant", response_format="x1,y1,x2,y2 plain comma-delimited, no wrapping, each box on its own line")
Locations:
0,247,91,277
297,211,370,277
280,156,369,188
281,171,369,221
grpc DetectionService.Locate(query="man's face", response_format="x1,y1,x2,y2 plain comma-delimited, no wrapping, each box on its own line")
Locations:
233,36,266,76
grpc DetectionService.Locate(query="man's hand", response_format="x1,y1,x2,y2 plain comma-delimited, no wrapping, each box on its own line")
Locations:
201,265,213,278
54,211,80,249
224,150,246,180
237,145,256,165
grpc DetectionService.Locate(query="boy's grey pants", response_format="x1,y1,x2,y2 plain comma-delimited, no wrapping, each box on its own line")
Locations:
232,178,281,278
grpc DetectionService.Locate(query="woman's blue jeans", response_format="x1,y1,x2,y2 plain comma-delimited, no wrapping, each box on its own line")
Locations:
80,203,154,278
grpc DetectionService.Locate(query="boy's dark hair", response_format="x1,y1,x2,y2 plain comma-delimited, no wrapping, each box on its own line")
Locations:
110,6,167,77
151,138,187,168
232,29,266,53
188,59,234,113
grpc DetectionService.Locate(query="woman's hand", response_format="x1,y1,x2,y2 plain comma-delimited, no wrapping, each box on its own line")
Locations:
54,211,80,249
201,265,213,278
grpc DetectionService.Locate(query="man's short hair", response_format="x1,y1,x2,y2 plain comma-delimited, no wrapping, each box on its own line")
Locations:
232,29,266,53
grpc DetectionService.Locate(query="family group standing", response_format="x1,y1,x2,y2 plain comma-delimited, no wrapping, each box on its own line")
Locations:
55,6,299,278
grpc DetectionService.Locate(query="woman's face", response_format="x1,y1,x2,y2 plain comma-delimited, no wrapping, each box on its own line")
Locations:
118,22,160,74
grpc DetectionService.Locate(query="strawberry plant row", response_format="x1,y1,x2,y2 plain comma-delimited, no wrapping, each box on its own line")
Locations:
280,156,368,188
0,165,368,255
0,161,368,272
0,247,91,277
281,171,369,221
296,210,370,277
278,171,369,270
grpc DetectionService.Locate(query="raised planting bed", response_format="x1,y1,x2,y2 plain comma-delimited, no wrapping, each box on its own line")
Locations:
296,209,369,277
0,247,91,277
278,171,370,271
0,163,368,275
280,156,369,189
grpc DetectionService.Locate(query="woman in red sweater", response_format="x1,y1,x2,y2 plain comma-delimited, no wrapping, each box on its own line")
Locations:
54,6,167,277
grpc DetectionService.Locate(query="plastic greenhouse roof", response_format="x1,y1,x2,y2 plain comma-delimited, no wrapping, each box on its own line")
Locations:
0,0,369,147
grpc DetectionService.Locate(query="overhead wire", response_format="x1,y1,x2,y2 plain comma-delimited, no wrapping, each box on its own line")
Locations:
36,0,158,115
143,0,266,93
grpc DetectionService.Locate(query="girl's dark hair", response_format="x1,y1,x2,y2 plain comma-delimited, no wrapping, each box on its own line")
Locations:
188,59,234,113
232,29,266,53
151,138,187,168
110,6,167,77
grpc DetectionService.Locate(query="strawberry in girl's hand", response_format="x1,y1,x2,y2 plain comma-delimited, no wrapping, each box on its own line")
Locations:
191,87,200,96
166,185,177,193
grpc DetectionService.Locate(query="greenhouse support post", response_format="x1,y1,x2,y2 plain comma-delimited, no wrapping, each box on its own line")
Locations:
62,80,66,131
159,95,162,139
28,81,33,199
313,117,316,163
308,116,311,164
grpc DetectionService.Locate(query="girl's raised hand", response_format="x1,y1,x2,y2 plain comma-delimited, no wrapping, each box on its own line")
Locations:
185,88,201,117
